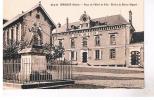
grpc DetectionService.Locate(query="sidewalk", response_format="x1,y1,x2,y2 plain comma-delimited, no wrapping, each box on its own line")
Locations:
73,65,144,71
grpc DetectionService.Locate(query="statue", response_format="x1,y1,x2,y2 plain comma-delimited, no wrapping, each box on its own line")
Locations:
29,23,43,48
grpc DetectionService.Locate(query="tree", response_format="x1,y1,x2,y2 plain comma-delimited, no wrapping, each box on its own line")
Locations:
42,43,65,60
3,40,65,61
3,40,20,59
3,40,29,59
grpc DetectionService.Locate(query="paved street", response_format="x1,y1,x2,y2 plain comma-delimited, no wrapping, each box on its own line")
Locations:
67,66,144,89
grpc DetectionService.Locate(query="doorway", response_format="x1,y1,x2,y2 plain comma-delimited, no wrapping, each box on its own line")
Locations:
131,51,140,65
82,52,87,63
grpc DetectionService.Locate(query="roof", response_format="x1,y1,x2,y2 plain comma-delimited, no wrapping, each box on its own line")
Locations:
130,31,144,43
56,14,129,33
3,3,56,29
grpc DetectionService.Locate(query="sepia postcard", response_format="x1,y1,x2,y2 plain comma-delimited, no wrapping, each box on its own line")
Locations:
3,0,144,89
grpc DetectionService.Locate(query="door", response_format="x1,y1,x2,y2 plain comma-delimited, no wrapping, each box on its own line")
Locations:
131,51,140,65
82,52,87,63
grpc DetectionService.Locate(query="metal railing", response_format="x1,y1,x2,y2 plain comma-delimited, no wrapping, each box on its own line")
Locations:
3,59,72,84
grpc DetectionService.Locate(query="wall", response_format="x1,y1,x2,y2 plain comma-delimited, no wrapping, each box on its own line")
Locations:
54,25,130,66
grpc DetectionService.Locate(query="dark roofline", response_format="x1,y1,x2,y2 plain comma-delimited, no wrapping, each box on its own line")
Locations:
53,24,128,35
130,31,144,44
55,14,131,33
62,14,129,26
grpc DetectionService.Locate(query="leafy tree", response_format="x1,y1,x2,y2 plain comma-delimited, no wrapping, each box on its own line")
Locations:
3,39,65,61
3,40,20,59
3,40,29,59
42,43,65,60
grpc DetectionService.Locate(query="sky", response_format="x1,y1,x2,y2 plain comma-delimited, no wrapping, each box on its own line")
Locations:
3,0,144,31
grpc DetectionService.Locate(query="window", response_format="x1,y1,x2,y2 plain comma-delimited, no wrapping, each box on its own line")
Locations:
7,30,9,44
71,38,75,48
95,35,100,46
11,28,13,44
36,14,40,19
110,49,116,59
71,51,77,61
86,23,88,27
110,34,116,45
16,26,18,42
95,50,100,60
71,51,74,60
82,37,87,47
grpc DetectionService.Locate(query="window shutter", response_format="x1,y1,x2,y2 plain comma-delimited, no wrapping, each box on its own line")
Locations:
94,50,96,60
99,50,102,59
74,51,76,61
75,52,77,60
69,52,71,60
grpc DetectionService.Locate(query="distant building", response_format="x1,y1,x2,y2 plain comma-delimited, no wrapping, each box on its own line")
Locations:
53,11,144,67
3,2,56,48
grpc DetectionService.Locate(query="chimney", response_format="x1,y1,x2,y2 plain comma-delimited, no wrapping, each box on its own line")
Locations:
66,17,69,31
57,23,61,28
129,10,132,24
39,1,41,5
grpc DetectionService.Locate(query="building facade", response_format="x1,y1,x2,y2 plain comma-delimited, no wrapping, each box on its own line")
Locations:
3,2,56,49
53,11,144,67
3,3,144,68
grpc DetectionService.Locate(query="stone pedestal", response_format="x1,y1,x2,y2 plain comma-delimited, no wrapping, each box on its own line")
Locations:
19,46,47,82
